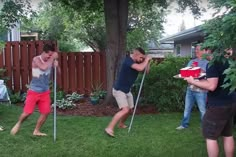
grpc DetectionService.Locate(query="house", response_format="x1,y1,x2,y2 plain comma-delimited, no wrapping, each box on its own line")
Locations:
148,41,174,58
159,25,204,58
0,0,41,42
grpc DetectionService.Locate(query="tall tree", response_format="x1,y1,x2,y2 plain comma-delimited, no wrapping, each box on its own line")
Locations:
52,0,202,104
0,0,33,50
202,0,236,92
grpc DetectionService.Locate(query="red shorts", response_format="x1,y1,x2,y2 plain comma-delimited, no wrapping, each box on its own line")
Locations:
24,90,51,114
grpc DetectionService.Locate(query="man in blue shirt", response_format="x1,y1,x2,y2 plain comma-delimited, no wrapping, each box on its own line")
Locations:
105,47,151,137
185,49,236,157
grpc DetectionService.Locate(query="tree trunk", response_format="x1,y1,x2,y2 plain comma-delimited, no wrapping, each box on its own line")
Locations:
103,0,128,105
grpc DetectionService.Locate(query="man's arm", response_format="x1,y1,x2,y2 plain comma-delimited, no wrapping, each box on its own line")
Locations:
34,52,58,70
185,77,218,91
131,56,151,72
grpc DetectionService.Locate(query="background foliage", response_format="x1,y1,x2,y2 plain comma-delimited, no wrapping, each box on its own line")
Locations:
202,0,236,92
133,55,189,112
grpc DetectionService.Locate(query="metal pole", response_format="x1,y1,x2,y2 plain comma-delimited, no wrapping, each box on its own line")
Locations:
53,65,57,142
128,67,147,133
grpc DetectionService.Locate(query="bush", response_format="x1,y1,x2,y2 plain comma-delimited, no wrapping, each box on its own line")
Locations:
9,91,25,104
133,55,190,112
50,90,65,101
56,98,76,110
66,92,84,102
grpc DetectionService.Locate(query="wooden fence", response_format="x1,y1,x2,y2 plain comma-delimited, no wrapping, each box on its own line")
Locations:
0,40,106,94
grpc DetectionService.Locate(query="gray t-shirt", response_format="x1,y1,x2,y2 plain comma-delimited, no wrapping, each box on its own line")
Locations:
29,56,52,92
187,58,209,92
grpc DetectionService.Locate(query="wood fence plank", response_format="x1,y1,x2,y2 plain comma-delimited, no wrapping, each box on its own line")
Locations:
12,42,21,92
0,48,3,68
84,53,92,94
61,53,68,93
28,41,36,81
57,53,62,89
100,53,107,90
76,53,84,94
5,42,12,88
36,41,43,55
92,52,100,87
20,41,29,92
68,53,76,93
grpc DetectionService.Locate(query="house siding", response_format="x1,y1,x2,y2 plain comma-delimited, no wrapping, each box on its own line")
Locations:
174,36,204,57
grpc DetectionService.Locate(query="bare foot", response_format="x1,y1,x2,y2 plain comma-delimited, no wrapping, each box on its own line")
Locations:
10,123,20,135
118,124,127,129
33,131,47,136
105,128,114,137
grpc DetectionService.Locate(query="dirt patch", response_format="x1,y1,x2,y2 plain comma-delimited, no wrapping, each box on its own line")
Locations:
16,99,158,117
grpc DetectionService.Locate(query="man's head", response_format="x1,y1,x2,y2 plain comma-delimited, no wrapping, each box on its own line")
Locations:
132,47,146,63
195,44,206,59
41,44,56,61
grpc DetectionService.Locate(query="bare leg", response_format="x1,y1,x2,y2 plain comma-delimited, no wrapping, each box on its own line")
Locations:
105,107,130,136
206,139,219,157
33,114,48,136
223,136,234,157
118,110,131,128
10,112,31,135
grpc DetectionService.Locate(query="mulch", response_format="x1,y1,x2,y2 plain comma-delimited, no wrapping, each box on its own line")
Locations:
16,98,159,117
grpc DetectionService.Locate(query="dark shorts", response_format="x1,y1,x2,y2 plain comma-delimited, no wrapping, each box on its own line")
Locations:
202,104,236,140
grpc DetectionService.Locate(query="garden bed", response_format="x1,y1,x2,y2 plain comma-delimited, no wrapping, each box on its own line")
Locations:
16,98,158,117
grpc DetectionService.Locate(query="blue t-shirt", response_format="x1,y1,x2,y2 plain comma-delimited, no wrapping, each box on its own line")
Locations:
206,62,236,106
114,55,139,93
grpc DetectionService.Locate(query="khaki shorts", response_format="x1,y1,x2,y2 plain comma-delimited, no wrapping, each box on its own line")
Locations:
112,88,134,109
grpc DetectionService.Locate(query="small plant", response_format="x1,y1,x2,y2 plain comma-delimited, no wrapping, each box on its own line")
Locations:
50,90,65,101
98,90,107,99
10,91,22,104
56,98,76,110
66,92,84,102
89,93,99,105
91,82,107,99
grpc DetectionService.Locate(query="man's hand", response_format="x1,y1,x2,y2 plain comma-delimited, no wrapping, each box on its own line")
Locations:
145,55,152,62
184,76,195,84
53,60,59,67
52,52,59,60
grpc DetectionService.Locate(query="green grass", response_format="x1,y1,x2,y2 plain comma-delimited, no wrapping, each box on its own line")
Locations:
0,104,230,157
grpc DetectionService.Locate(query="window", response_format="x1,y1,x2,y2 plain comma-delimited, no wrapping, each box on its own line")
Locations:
176,44,181,56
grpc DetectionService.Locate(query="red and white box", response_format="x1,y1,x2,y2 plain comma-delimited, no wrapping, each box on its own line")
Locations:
180,67,191,77
179,67,201,78
188,67,201,77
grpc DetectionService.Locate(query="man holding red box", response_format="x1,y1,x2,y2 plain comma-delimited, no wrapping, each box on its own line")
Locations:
176,44,208,130
184,48,236,157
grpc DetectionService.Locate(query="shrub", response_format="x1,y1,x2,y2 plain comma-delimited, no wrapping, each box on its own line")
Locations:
50,90,65,101
133,55,190,112
56,98,76,110
9,91,23,104
66,92,84,102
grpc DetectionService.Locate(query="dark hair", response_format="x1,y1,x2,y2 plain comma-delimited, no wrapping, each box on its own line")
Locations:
43,43,55,53
135,47,145,55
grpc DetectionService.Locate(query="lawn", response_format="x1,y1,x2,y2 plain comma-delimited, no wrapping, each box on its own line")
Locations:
0,104,229,157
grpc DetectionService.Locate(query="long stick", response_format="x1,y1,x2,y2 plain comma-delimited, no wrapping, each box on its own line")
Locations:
53,66,57,142
128,67,147,133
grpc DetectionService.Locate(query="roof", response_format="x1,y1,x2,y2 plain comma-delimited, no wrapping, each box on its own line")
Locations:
159,25,204,42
